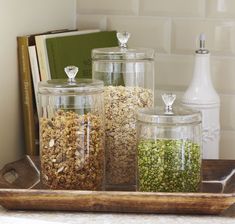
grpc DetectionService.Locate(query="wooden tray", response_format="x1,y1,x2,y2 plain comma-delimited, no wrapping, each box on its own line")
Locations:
0,156,234,215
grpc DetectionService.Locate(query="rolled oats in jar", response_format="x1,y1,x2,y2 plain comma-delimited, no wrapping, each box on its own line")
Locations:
92,32,155,189
38,66,105,190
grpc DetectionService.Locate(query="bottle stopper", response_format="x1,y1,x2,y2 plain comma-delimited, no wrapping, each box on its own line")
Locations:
196,33,209,54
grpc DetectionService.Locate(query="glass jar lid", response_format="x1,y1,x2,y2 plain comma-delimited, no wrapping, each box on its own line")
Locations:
92,31,155,60
38,66,103,95
137,93,201,124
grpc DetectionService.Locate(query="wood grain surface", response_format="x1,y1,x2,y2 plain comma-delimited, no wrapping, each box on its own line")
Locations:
0,156,234,215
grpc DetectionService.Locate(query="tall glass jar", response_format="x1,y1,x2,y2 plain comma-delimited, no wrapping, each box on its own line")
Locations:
92,32,155,190
137,94,202,192
38,66,105,190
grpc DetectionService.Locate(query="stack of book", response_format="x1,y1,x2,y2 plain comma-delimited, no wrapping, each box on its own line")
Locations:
17,29,118,155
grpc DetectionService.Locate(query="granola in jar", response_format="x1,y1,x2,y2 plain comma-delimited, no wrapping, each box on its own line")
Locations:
40,110,104,190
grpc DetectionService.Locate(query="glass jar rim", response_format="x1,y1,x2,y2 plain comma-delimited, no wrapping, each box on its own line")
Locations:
38,78,104,95
137,106,202,125
92,47,155,61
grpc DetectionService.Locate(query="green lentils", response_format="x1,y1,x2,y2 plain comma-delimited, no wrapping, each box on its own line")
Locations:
137,139,201,192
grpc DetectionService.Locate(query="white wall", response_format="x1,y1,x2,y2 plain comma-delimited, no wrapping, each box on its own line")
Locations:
76,0,235,159
0,0,76,168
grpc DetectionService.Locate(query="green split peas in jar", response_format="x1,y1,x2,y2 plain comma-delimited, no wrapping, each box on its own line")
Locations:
138,139,201,192
137,94,202,192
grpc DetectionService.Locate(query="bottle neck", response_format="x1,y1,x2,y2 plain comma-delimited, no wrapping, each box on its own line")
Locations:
191,53,213,87
182,52,220,105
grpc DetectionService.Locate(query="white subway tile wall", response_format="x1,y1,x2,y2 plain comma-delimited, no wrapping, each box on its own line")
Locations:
139,0,205,17
107,16,171,53
207,0,235,18
220,94,235,131
77,0,139,15
76,0,235,159
220,130,235,159
172,19,235,55
77,15,107,30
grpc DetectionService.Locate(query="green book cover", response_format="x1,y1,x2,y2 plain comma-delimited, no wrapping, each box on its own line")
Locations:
46,31,118,79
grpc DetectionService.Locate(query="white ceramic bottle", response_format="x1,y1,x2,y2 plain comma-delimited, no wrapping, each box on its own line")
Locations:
181,34,220,159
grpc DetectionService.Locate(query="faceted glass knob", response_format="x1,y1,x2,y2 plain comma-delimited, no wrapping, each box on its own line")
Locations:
64,66,79,83
117,31,130,49
162,93,176,114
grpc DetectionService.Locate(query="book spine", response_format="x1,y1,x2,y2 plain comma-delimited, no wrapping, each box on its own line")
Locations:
28,46,40,117
35,36,50,81
17,37,37,155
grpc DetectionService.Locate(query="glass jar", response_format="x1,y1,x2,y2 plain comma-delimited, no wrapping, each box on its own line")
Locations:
137,93,202,192
92,32,155,189
38,66,105,190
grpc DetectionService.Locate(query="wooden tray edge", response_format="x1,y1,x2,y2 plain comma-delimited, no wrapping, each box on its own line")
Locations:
0,189,234,215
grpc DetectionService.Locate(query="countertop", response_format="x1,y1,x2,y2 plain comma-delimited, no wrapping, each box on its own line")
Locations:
0,206,234,224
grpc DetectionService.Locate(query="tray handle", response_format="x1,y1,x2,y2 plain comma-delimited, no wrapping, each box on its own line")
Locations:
0,156,40,189
202,168,235,193
0,159,23,188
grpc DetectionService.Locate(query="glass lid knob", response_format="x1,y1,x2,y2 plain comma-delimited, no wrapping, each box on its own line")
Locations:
162,93,176,114
117,31,130,49
64,65,79,83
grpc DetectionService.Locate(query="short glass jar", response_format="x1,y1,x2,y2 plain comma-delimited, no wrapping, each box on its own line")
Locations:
38,66,105,190
137,94,202,192
92,32,155,189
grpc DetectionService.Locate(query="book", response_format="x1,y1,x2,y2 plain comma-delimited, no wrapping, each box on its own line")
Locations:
46,30,118,79
18,29,73,156
28,29,77,115
28,45,40,117
17,36,38,156
35,29,100,81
